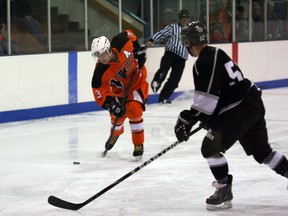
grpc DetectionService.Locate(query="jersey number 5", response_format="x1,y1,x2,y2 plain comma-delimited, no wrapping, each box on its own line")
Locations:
224,61,244,86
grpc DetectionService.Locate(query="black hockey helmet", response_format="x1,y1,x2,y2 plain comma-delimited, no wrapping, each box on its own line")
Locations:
178,9,191,19
181,20,207,47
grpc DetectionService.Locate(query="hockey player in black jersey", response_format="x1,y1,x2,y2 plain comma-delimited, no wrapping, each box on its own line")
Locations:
174,20,288,210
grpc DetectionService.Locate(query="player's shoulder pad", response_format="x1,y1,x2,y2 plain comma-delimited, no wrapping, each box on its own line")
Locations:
125,30,137,41
215,47,231,62
91,63,110,88
110,31,130,53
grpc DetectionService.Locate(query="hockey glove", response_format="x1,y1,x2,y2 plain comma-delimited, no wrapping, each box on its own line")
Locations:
101,96,126,118
133,46,146,68
175,110,198,142
108,99,126,118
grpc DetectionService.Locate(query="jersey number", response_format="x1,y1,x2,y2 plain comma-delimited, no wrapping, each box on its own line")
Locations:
224,61,244,86
94,90,102,99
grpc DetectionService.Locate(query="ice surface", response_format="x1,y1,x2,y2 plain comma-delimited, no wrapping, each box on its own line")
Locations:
0,88,287,216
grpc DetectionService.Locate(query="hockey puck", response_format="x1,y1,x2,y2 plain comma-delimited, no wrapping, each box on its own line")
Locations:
73,161,80,165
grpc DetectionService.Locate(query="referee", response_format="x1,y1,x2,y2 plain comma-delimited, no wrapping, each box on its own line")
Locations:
146,9,191,104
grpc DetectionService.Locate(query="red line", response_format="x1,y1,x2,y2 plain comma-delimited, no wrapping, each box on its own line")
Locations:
232,42,238,64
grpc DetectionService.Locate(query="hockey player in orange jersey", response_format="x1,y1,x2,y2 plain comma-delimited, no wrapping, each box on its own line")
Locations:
91,30,148,158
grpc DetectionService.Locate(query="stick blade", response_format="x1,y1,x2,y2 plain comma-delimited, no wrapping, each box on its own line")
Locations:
48,195,83,210
102,150,108,157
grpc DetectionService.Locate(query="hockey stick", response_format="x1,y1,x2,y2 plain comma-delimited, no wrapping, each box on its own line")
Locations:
48,126,202,210
102,68,137,157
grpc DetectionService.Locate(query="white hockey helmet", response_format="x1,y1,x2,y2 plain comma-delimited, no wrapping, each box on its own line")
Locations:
91,36,111,58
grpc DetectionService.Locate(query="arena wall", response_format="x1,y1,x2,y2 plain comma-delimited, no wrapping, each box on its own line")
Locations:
1,41,288,123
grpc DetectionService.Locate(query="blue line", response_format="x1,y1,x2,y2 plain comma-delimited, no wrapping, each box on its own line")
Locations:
0,102,101,123
256,79,288,89
68,52,78,104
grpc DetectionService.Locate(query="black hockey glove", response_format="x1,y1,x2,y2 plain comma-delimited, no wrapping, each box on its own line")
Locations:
102,96,126,118
133,46,146,68
108,99,126,118
174,110,198,142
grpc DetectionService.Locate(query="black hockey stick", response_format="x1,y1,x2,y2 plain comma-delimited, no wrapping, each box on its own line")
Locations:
48,126,202,210
102,68,137,157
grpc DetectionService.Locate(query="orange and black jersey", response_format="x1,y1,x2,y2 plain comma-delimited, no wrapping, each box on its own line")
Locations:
91,30,147,109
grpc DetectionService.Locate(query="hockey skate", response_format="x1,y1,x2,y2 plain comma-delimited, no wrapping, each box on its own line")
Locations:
151,81,160,94
133,144,144,160
159,99,172,104
206,175,233,211
105,135,119,151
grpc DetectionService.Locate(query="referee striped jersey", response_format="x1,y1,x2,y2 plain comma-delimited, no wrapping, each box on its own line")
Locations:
150,23,188,60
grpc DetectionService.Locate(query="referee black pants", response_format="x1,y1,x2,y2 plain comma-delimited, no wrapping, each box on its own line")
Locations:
152,51,186,102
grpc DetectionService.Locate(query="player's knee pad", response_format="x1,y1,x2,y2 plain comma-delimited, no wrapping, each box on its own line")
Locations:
110,118,124,136
253,148,273,164
201,135,222,159
126,101,143,119
111,125,124,136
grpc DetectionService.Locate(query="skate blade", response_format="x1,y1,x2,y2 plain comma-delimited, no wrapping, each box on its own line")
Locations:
206,200,232,211
134,155,143,161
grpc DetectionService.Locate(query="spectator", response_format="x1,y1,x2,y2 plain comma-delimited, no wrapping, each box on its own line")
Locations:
0,44,3,55
145,9,191,104
210,0,232,43
236,6,249,42
0,1,6,55
0,2,18,56
10,0,46,44
267,0,279,40
159,8,177,30
274,0,288,39
252,1,264,41
0,23,18,55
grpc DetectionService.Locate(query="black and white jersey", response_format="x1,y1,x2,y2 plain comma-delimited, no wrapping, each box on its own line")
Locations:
150,23,188,60
191,46,253,121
